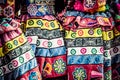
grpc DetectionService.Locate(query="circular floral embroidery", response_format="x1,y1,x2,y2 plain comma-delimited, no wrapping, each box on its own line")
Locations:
57,39,62,46
25,53,30,60
73,67,87,80
80,48,87,54
53,59,66,74
28,20,34,26
97,29,102,35
8,63,14,70
12,60,18,67
19,56,24,63
88,29,94,35
71,33,76,38
78,30,84,36
45,22,49,27
37,20,43,27
104,51,108,57
13,40,18,46
70,49,76,55
7,43,13,49
27,4,38,16
27,37,32,43
19,37,24,43
50,22,55,28
4,6,13,17
48,41,52,48
105,70,111,80
91,48,97,54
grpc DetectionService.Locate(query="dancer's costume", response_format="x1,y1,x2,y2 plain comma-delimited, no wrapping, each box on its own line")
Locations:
58,0,119,80
0,0,41,80
21,0,67,79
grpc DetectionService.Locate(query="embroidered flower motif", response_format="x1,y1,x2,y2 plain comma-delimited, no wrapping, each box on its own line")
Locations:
53,59,66,74
7,43,13,49
73,67,87,80
13,40,18,46
29,72,38,80
19,56,24,63
4,6,13,17
27,4,38,16
105,70,112,80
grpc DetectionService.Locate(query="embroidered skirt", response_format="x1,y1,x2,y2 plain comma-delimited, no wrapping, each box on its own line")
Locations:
0,18,41,80
60,10,120,80
21,15,67,80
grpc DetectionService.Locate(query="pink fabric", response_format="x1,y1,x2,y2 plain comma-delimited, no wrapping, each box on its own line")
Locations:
0,19,21,34
3,29,22,42
73,0,84,11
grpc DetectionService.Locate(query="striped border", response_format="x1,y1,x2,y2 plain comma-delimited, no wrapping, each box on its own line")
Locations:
36,37,64,48
67,47,104,55
0,49,35,76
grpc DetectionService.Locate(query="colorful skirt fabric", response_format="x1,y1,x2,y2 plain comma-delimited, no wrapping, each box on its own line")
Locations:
60,10,120,80
21,15,67,80
0,18,41,80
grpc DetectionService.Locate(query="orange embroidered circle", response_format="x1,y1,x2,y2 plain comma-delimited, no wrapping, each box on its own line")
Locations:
19,37,24,43
45,22,49,27
78,30,84,36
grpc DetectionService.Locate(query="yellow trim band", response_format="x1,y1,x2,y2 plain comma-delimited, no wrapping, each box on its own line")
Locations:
65,28,102,39
3,34,27,56
26,19,61,30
